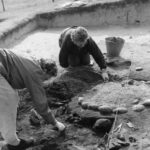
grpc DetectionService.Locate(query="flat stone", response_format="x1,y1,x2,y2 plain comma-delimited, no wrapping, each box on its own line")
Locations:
88,104,99,111
135,67,143,71
113,107,128,114
142,99,150,106
132,104,145,112
98,105,113,115
132,99,140,105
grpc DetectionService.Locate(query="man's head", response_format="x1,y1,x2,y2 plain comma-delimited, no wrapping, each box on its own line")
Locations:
71,26,89,48
39,58,57,78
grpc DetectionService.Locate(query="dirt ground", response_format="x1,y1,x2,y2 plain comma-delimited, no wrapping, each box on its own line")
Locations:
1,0,150,150
6,25,150,150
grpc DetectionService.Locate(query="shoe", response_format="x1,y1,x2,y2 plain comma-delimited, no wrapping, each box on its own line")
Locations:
6,138,34,150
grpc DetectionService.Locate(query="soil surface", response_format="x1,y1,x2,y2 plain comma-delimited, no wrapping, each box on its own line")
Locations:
1,0,150,150
5,25,150,150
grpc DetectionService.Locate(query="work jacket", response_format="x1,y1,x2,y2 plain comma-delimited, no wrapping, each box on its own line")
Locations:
0,49,48,116
59,27,107,69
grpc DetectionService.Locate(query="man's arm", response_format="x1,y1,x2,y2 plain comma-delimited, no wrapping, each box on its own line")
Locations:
59,37,70,68
24,73,57,125
88,37,107,70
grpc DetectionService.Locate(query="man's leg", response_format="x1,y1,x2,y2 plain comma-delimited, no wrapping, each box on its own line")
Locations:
80,53,91,66
0,75,34,149
0,75,20,146
68,55,80,67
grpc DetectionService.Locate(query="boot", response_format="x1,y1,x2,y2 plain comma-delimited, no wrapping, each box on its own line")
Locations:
5,138,34,150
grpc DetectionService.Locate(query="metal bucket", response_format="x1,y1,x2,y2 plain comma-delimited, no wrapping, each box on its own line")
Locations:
105,37,125,58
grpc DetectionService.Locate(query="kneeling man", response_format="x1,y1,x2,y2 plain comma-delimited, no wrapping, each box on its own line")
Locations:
59,26,109,81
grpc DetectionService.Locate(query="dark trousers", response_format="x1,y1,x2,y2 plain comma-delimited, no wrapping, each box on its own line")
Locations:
68,53,90,67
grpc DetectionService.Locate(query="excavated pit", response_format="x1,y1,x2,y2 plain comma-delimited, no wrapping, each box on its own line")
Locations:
0,0,150,149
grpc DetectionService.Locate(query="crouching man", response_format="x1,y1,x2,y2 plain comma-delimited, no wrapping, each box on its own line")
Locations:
0,49,65,150
59,26,109,81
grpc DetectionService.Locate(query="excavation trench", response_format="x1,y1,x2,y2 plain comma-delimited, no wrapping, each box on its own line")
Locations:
1,25,150,150
0,1,150,150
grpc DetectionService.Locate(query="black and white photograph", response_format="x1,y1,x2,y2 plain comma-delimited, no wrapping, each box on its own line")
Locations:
0,0,149,149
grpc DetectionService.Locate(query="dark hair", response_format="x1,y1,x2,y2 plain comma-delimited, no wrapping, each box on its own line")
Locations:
39,58,57,76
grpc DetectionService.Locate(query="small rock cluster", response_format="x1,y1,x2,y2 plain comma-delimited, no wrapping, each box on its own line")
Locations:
78,97,128,115
78,79,150,115
79,97,150,115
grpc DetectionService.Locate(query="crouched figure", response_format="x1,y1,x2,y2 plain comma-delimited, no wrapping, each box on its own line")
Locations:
0,49,65,150
59,26,109,81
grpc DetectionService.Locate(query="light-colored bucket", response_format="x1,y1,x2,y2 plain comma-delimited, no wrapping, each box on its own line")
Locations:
105,37,125,58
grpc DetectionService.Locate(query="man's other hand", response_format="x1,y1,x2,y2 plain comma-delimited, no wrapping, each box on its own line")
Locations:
101,69,109,82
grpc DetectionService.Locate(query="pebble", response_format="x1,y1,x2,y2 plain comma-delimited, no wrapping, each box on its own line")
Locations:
132,104,145,112
117,133,126,141
78,97,84,105
81,102,89,109
128,79,134,85
113,107,128,114
98,105,113,115
142,99,150,106
135,67,143,71
132,99,140,104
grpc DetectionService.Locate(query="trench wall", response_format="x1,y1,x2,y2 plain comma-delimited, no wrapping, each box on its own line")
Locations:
0,16,38,48
0,0,150,47
37,0,150,27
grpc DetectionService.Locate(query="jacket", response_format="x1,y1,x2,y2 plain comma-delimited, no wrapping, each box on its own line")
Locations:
0,49,49,116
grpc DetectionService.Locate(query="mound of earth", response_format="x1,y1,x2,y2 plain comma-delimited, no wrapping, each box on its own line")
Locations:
44,66,104,100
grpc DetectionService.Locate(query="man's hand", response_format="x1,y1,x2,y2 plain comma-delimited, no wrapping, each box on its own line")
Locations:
101,69,109,82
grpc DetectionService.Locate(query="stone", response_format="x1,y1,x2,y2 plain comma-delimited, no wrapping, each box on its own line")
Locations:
142,99,150,106
113,107,128,114
88,104,99,111
132,99,140,104
98,105,113,115
135,67,143,71
132,104,145,112
93,119,112,132
78,97,84,105
81,102,89,109
128,79,134,85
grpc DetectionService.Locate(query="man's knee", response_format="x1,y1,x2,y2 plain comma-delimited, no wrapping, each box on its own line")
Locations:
68,55,80,67
81,54,90,65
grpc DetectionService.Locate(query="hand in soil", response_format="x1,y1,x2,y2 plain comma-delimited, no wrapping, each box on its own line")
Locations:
55,120,66,132
101,72,109,82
